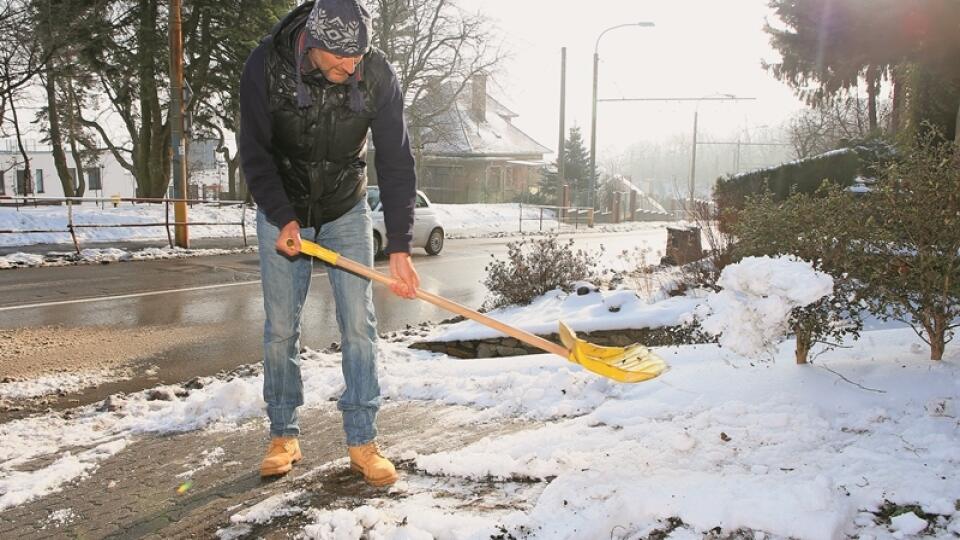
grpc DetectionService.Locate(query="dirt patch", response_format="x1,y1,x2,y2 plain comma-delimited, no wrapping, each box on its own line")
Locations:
0,324,230,381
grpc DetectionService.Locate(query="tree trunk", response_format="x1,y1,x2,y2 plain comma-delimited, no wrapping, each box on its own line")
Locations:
794,326,811,364
232,115,247,201
134,0,170,199
65,79,86,197
9,93,32,195
866,64,879,133
929,313,946,361
45,65,75,198
890,66,902,136
954,99,959,147
227,152,239,199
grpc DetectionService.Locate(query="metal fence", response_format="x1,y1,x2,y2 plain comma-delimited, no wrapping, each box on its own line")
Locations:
517,203,595,233
0,196,252,253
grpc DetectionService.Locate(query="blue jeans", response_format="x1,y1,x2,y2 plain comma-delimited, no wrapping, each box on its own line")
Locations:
257,199,380,446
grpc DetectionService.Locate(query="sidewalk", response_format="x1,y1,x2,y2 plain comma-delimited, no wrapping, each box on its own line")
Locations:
0,402,533,539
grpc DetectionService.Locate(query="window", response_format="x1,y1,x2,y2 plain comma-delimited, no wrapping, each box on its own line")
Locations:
0,171,5,195
16,169,31,194
35,169,44,193
86,167,102,190
415,194,428,208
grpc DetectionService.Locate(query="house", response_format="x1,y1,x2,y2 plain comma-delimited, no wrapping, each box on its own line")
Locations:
369,75,551,204
0,138,225,201
0,141,122,200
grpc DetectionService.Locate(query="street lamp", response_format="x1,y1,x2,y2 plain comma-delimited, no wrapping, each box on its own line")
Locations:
589,21,654,210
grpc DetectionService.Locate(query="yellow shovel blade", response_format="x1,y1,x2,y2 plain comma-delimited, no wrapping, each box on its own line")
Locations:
557,321,668,383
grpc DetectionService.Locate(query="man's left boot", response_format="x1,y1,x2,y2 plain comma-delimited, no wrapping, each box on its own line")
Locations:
348,441,399,487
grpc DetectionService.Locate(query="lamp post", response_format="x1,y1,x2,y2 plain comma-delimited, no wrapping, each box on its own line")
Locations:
589,21,654,210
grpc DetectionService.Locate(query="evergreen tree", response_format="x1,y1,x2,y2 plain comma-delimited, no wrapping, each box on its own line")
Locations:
765,0,960,142
540,126,593,205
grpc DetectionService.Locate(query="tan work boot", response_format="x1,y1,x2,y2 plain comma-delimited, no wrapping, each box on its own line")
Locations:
348,442,398,487
260,436,302,477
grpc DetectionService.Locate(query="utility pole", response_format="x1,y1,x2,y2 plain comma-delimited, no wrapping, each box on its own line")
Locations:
597,95,756,216
169,0,189,247
557,47,567,189
689,110,698,210
589,49,599,209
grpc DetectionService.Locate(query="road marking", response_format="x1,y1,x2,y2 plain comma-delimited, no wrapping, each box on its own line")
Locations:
0,254,491,312
0,277,276,312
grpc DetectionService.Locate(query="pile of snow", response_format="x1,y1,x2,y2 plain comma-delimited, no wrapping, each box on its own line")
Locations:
693,256,835,358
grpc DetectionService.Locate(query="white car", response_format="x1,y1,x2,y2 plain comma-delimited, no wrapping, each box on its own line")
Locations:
367,186,444,257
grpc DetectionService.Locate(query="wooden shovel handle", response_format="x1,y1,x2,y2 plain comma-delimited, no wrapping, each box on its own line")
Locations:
297,239,569,358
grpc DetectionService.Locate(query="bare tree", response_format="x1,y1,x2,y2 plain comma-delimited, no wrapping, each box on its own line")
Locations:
369,0,505,148
788,96,891,159
0,0,51,196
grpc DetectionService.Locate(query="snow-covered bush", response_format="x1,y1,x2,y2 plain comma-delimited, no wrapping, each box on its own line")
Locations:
732,186,865,363
482,234,603,308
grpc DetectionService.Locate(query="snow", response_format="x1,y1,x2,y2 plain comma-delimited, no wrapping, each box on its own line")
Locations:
216,490,306,539
176,446,225,479
693,256,835,358
429,286,702,342
890,512,929,536
2,245,959,537
0,246,256,269
0,370,130,399
0,439,127,510
0,203,254,247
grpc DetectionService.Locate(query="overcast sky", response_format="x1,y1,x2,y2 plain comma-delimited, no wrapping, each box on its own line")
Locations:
455,0,807,160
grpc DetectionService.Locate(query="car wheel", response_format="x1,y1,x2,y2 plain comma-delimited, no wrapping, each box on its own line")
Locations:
425,228,444,255
373,232,383,259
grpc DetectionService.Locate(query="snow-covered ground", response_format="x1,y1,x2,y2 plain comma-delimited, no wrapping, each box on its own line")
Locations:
2,256,958,538
0,246,257,269
0,202,255,247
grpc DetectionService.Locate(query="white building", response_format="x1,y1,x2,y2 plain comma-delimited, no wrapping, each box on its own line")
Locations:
0,138,224,200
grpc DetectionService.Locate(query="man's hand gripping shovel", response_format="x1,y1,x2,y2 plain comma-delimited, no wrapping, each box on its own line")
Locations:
291,238,668,383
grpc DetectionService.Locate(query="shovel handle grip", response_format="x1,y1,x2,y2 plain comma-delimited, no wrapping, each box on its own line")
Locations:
293,239,570,359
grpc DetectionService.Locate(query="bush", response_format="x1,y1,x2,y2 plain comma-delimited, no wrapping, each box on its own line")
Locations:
483,234,603,308
715,139,895,232
844,132,960,360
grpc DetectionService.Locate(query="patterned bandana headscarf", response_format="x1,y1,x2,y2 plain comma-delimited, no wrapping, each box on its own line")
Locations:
295,0,371,112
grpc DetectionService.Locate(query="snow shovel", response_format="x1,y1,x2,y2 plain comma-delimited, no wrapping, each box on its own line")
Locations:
291,238,667,383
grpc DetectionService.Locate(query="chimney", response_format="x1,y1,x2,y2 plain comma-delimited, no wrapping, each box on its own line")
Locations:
471,74,487,122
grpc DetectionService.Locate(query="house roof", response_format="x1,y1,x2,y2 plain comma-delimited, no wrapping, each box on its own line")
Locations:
418,82,551,159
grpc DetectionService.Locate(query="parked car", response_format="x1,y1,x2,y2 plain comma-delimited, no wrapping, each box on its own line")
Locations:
366,186,444,257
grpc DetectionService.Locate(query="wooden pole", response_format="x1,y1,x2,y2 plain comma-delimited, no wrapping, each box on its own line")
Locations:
169,0,189,247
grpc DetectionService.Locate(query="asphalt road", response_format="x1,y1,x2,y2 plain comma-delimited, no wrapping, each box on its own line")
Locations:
0,229,665,416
